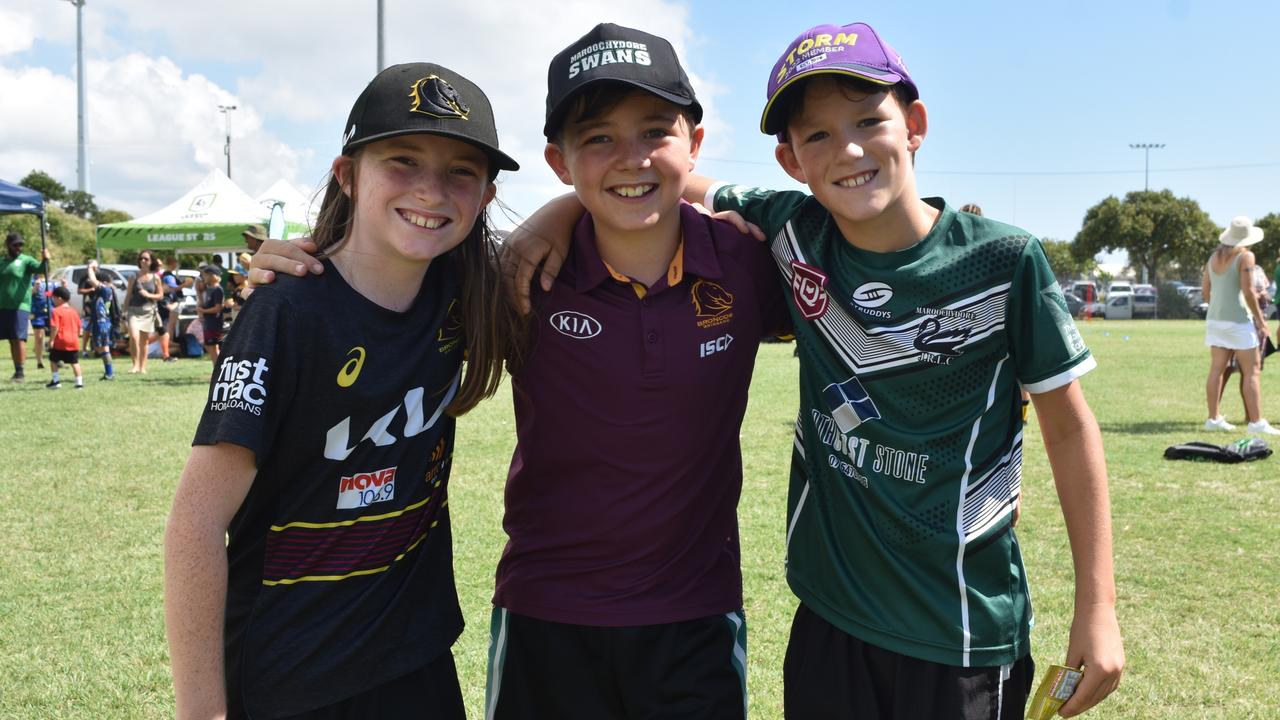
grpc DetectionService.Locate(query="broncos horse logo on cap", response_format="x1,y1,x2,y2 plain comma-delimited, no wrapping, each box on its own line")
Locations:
409,75,470,119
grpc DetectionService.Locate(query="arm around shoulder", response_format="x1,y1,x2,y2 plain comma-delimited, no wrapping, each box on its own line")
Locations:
164,442,257,720
1029,381,1124,717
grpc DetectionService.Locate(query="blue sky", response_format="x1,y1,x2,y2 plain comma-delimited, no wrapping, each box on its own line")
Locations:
3,0,1277,265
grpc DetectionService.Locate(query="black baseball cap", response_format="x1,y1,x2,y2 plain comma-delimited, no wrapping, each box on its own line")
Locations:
342,62,519,175
544,23,702,139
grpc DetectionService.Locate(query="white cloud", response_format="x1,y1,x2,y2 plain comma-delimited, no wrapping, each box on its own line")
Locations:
1,1,721,226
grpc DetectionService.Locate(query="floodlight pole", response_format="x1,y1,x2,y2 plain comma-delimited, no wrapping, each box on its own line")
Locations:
376,0,385,71
63,0,90,193
219,104,238,178
1129,143,1165,191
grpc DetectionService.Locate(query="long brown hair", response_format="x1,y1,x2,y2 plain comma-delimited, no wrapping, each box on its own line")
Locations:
309,150,523,416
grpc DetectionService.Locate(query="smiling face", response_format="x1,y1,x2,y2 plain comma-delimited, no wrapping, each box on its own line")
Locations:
775,76,927,243
335,133,496,266
545,90,703,244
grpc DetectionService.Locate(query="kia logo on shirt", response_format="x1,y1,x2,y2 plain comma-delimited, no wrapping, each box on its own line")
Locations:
851,281,894,308
550,311,602,339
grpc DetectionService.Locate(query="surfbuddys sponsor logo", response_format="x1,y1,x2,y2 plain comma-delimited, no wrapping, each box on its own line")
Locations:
790,261,829,320
550,310,602,339
568,40,651,78
336,466,396,510
336,346,366,388
210,355,269,415
691,278,734,329
851,281,894,318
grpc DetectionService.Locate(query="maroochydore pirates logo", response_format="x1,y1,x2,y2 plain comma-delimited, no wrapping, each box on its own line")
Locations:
337,346,366,388
409,75,470,119
691,279,734,329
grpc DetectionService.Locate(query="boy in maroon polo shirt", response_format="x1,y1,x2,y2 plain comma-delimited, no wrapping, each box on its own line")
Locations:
483,24,789,719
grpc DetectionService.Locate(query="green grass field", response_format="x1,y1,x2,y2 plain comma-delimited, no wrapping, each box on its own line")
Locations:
1,320,1277,719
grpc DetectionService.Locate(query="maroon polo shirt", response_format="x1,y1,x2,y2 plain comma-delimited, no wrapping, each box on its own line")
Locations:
493,202,791,626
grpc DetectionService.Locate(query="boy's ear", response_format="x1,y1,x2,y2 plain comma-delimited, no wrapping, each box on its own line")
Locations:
905,99,928,153
332,155,355,198
775,142,808,184
687,124,705,170
543,143,575,186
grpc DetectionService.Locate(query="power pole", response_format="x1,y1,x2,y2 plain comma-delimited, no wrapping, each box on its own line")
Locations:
377,0,385,72
63,0,90,193
218,104,238,178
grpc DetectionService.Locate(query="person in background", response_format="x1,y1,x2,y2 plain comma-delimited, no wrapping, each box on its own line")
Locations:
959,202,983,216
123,251,163,374
1202,216,1279,435
30,271,51,370
45,286,83,389
1,231,50,382
196,264,224,367
82,261,118,380
157,256,186,362
242,224,266,255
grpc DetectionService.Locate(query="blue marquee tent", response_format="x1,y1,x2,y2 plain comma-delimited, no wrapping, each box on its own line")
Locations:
1,179,50,322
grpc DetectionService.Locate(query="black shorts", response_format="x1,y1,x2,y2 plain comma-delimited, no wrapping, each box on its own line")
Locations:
249,651,464,720
486,608,748,720
0,308,29,340
784,603,1035,720
50,348,80,365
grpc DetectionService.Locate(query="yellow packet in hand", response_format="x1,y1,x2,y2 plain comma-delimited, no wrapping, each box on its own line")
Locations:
1026,664,1084,720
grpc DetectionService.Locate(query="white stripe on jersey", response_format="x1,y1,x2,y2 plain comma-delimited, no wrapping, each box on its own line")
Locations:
954,355,1009,667
771,222,1011,376
960,432,1023,541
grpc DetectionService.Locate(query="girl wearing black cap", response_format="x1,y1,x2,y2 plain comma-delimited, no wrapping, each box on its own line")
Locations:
165,63,519,720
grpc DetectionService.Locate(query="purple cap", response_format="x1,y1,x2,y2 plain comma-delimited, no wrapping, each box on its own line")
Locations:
760,22,918,135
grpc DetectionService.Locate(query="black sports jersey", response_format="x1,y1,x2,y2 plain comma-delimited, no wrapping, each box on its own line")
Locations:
193,257,466,718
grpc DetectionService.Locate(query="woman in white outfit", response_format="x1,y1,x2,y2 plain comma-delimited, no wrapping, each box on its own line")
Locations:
1203,216,1278,435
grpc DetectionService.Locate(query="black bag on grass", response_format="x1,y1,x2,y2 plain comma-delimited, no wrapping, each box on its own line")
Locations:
1163,438,1272,463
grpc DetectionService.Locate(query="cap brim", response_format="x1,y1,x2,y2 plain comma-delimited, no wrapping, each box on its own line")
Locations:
760,65,905,135
543,78,703,138
344,128,520,173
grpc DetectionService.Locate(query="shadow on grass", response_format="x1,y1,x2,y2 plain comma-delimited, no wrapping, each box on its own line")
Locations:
142,376,212,388
1098,420,1196,435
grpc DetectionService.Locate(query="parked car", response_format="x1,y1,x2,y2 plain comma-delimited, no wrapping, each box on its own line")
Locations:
1067,281,1100,304
1098,291,1155,319
1106,281,1133,298
1133,283,1156,296
48,264,128,317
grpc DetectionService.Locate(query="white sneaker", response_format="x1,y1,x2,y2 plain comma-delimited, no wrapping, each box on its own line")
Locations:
1205,416,1237,431
1247,419,1280,436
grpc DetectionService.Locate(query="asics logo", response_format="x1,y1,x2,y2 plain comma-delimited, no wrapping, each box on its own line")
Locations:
337,346,366,388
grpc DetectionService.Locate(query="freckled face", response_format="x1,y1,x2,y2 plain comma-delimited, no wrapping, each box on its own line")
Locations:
338,133,496,265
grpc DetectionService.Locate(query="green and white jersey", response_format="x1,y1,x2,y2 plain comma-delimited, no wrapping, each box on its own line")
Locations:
712,185,1094,667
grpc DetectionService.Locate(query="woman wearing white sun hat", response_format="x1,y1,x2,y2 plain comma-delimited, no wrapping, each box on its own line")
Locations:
1202,216,1279,435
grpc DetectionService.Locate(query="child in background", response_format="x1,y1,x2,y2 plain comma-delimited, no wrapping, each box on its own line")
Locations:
165,62,518,719
196,264,224,367
30,272,50,369
46,286,83,389
82,260,117,380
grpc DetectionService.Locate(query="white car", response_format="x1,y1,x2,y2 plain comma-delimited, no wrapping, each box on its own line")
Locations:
48,264,129,317
1106,281,1133,298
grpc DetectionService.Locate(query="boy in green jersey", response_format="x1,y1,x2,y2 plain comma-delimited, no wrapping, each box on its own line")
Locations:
511,20,1123,720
